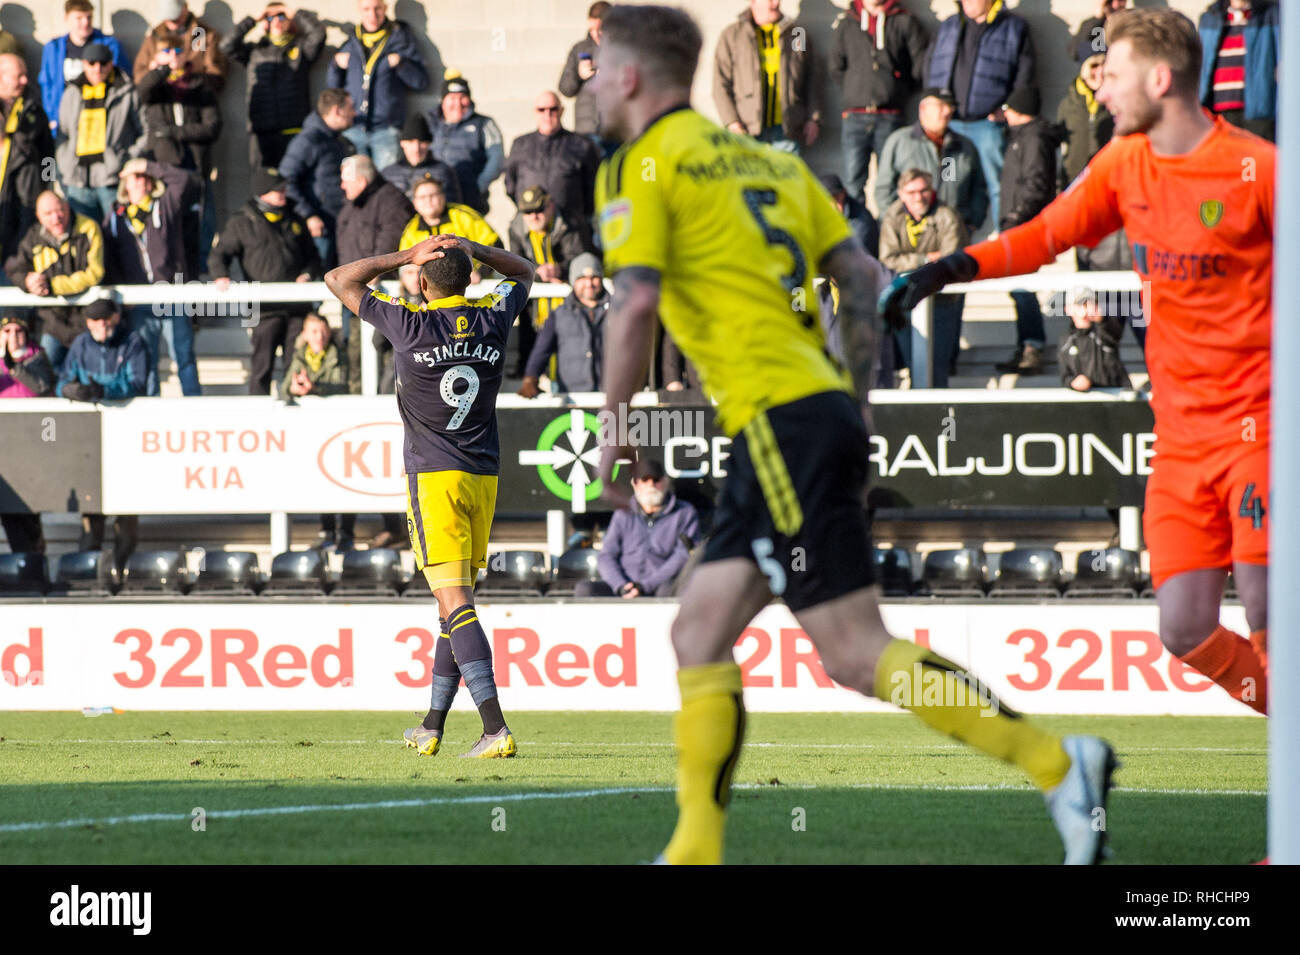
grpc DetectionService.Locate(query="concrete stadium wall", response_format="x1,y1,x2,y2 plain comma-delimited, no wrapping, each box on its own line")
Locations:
1,0,1212,238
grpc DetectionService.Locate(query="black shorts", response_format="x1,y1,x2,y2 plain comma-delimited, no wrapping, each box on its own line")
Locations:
701,390,875,611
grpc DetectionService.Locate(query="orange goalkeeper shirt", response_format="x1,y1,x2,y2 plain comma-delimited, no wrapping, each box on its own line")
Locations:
967,117,1274,448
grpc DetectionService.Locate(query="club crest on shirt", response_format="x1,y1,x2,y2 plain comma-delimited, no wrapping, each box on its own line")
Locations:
1199,199,1224,228
600,198,633,251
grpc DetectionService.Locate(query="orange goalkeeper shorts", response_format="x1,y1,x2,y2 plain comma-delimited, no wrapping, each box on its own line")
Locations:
1144,438,1269,590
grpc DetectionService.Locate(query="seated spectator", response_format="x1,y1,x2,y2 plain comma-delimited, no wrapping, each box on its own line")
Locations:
994,87,1066,378
1060,289,1130,393
878,168,969,387
0,54,55,267
518,253,609,397
506,186,588,375
381,113,461,201
398,175,500,281
40,0,131,136
104,158,201,395
134,0,227,92
1199,0,1278,142
4,191,105,373
280,88,356,268
818,172,879,256
427,71,504,215
875,89,987,234
503,91,600,248
583,458,700,598
327,0,428,173
223,4,326,168
557,2,610,146
0,315,55,554
55,42,142,223
210,166,321,396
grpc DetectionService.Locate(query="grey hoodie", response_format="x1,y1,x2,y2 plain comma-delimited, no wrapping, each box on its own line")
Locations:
56,69,143,190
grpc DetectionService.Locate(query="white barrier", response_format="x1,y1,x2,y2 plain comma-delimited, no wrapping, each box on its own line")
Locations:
0,601,1258,716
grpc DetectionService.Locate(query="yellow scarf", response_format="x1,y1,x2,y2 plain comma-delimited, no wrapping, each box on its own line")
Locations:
757,23,781,128
528,229,563,324
303,346,326,374
270,32,292,48
357,24,390,79
76,81,109,160
1076,76,1100,118
126,195,154,235
262,209,283,223
0,95,23,192
905,213,930,249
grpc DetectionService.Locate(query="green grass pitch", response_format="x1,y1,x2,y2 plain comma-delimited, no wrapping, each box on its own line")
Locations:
0,711,1266,864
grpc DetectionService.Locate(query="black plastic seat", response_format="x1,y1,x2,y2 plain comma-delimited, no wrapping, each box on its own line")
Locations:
919,547,987,597
548,546,602,597
990,547,1063,598
1066,548,1142,598
477,550,548,597
263,549,331,596
55,550,118,596
0,552,48,597
334,548,406,597
120,551,190,595
872,545,914,596
190,551,263,595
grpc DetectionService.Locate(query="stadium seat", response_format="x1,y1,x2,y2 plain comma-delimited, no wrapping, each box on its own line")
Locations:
54,550,118,596
476,550,549,597
1065,548,1143,598
120,551,192,595
989,547,1064,598
333,548,406,597
0,552,48,597
190,551,263,596
918,547,988,597
549,546,601,597
263,549,331,596
872,545,914,596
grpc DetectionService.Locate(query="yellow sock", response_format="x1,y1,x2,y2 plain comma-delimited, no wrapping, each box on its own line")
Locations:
662,662,745,865
873,638,1070,791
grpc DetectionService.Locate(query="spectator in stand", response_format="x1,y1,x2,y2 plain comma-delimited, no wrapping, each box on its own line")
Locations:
223,4,326,168
506,186,588,376
398,175,500,283
557,1,610,147
55,42,141,223
0,29,18,58
830,0,927,206
4,191,104,372
0,54,55,267
713,0,823,154
337,154,411,393
0,314,54,556
280,88,356,268
39,1,131,135
1059,288,1129,392
818,172,879,256
586,458,700,598
518,252,609,398
327,0,428,173
137,36,222,280
209,166,321,396
504,91,601,248
1198,0,1278,142
923,0,1035,229
104,158,200,395
134,0,227,91
875,88,987,235
993,87,1065,378
879,168,968,387
1072,0,1129,58
380,113,460,201
58,298,146,566
427,71,504,216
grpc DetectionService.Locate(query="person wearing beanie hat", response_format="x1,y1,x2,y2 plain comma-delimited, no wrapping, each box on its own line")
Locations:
380,111,462,200
326,0,429,173
223,4,327,168
427,69,505,215
517,250,609,398
133,0,227,91
38,1,132,135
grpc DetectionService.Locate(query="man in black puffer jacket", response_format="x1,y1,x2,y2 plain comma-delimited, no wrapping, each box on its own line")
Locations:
280,88,357,269
223,4,327,168
210,167,322,395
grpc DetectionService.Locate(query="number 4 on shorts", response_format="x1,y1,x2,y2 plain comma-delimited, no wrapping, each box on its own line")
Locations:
1238,482,1266,530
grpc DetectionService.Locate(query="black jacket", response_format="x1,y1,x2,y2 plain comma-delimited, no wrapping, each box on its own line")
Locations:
503,129,601,239
999,117,1065,231
104,160,196,284
279,111,355,227
4,214,105,347
379,154,462,203
222,11,326,135
0,94,54,263
208,199,322,305
557,35,599,136
136,66,222,177
1060,316,1130,390
336,177,412,267
830,1,928,112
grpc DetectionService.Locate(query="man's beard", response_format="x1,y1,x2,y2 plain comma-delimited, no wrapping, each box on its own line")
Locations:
635,487,665,511
1115,97,1160,137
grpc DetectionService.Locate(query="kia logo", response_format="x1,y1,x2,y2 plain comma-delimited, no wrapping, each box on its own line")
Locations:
317,422,407,497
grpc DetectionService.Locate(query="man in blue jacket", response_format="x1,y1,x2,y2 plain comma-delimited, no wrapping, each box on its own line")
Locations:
327,0,428,173
280,88,357,267
39,0,131,135
57,297,147,401
923,0,1035,229
427,72,504,216
590,459,701,598
1198,0,1278,142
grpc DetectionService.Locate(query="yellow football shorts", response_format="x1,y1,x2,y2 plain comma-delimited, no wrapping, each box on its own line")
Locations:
406,470,498,573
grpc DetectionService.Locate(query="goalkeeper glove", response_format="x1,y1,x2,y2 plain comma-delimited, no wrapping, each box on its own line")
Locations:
877,251,979,330
61,380,105,402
